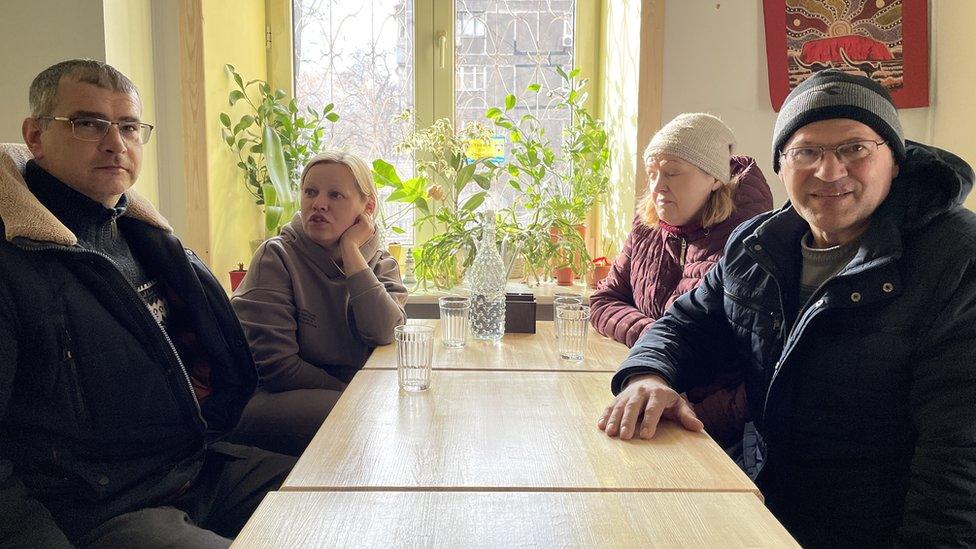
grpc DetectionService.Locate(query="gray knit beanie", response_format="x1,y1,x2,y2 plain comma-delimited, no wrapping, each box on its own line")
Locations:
644,113,735,184
772,69,905,173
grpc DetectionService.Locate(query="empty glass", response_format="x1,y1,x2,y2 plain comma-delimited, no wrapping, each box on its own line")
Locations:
553,294,584,340
438,296,470,348
395,325,434,392
555,305,591,362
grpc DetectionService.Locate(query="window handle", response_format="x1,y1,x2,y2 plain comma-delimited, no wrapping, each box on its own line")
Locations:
436,30,446,69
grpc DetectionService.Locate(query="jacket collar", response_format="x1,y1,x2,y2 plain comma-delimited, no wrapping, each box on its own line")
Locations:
279,210,379,278
0,142,172,247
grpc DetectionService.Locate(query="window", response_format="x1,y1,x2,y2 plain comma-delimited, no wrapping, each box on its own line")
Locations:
457,66,486,91
290,0,584,244
293,0,415,241
457,12,485,37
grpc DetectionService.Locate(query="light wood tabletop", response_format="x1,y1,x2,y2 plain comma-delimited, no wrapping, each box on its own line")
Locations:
234,491,797,548
364,319,629,372
281,370,757,494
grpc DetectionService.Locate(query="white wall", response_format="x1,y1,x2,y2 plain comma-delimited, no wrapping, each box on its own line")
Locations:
661,0,972,209
0,0,106,143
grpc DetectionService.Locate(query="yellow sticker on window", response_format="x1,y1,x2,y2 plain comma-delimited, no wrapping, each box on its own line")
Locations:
465,136,506,164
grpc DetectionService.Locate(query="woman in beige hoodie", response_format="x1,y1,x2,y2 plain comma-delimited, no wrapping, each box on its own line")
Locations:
231,150,407,455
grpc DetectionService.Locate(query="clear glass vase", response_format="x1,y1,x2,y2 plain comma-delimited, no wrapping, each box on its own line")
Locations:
466,211,506,341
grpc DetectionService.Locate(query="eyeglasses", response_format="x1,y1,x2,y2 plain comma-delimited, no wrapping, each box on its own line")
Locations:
780,140,887,170
37,116,154,145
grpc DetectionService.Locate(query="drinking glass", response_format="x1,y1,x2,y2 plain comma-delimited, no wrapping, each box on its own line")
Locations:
395,325,434,391
553,294,584,340
438,296,470,348
555,305,591,362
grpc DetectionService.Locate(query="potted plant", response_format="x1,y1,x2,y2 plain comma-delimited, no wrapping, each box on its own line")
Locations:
218,64,339,243
372,115,501,289
486,66,609,284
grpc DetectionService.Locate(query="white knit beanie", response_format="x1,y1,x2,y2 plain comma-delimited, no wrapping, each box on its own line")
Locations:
644,113,736,184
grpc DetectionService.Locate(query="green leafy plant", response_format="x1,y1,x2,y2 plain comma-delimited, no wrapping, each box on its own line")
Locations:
218,64,339,236
486,66,607,281
373,115,500,288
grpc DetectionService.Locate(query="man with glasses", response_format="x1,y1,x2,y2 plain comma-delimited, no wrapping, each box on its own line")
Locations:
598,70,976,546
0,60,294,547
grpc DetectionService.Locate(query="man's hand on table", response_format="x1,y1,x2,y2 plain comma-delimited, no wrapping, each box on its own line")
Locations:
597,374,704,440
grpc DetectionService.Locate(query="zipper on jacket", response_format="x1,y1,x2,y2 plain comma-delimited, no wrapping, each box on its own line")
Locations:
760,295,829,423
679,238,688,266
17,240,204,424
723,289,782,329
59,320,90,423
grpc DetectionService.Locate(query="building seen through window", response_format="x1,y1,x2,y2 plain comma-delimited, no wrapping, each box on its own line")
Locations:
293,0,576,242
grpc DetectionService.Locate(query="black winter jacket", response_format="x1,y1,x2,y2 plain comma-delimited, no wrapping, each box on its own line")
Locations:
613,142,976,547
0,145,257,545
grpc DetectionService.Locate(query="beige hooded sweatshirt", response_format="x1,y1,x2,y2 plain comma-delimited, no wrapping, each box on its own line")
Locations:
231,211,407,391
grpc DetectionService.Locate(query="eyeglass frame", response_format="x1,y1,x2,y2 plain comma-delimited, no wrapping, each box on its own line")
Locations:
779,139,888,169
35,116,155,145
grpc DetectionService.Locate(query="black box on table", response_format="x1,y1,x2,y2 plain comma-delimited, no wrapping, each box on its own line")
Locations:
504,292,536,333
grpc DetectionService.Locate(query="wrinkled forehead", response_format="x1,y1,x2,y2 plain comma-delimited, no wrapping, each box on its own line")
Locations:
52,77,142,116
645,154,691,170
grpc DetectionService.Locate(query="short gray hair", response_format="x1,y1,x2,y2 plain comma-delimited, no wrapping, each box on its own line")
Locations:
29,59,139,118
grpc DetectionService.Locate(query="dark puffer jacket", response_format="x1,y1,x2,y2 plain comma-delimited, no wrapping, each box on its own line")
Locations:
612,142,976,547
0,144,257,545
591,155,772,445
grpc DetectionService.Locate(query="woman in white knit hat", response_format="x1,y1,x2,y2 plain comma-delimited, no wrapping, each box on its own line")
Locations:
590,113,773,448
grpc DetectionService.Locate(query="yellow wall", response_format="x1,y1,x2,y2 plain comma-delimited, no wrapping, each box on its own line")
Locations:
202,0,266,285
104,0,160,206
929,1,976,212
597,0,642,254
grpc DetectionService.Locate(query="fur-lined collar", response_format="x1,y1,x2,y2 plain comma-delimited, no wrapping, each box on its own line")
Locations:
0,142,172,246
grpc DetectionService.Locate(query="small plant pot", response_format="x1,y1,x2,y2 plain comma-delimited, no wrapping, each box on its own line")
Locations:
229,264,247,292
554,266,574,286
587,264,611,288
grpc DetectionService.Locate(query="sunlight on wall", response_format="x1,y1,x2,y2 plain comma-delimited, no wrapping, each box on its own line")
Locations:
598,0,641,255
202,0,266,287
928,1,976,212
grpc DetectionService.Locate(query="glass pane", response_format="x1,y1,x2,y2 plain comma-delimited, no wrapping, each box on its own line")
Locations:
455,0,576,211
293,0,415,243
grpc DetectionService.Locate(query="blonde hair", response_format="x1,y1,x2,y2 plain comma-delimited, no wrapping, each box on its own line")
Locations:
637,153,746,229
300,150,378,208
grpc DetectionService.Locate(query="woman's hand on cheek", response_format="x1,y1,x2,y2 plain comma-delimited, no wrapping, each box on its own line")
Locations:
340,213,375,250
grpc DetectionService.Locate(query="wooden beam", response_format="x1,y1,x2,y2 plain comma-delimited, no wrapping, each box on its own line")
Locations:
177,0,211,261
634,0,665,200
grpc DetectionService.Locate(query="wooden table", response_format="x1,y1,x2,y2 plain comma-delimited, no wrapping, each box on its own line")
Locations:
281,370,757,494
234,491,797,548
365,320,629,373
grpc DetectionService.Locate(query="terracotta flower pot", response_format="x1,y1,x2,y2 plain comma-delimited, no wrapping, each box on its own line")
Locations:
554,266,574,286
587,264,611,288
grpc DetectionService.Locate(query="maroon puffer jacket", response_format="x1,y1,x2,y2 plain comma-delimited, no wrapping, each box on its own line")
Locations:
591,155,773,445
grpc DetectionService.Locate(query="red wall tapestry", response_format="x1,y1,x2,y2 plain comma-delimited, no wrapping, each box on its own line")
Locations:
763,0,929,111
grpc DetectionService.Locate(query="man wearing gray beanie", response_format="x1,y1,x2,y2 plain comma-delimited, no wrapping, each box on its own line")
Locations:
600,70,976,547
